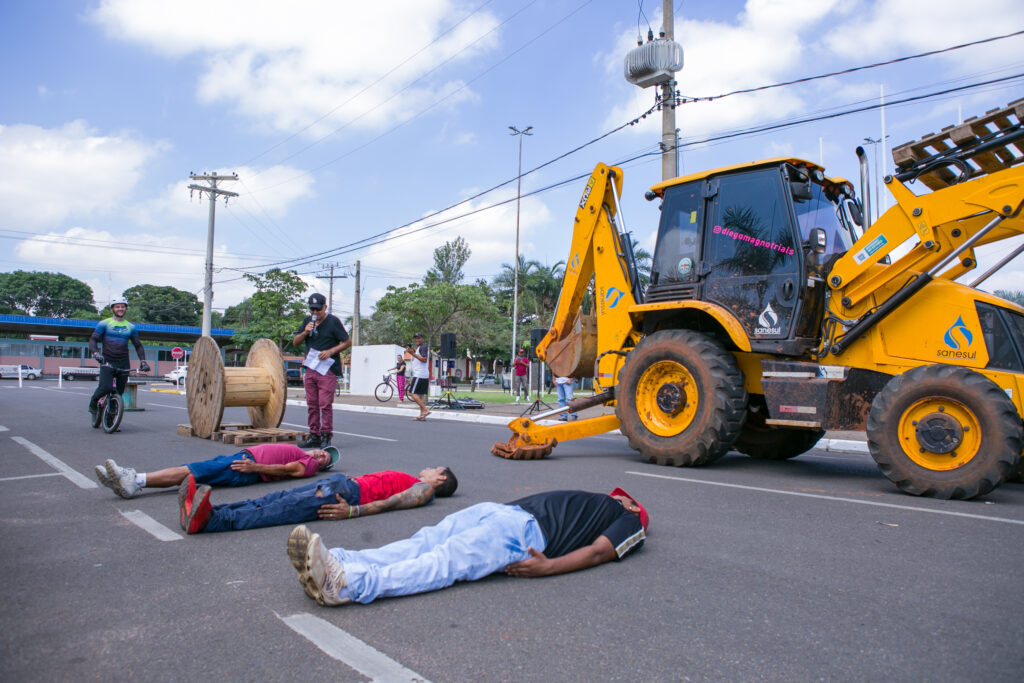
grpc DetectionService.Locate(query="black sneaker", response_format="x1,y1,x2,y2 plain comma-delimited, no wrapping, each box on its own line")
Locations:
299,434,322,449
319,433,332,448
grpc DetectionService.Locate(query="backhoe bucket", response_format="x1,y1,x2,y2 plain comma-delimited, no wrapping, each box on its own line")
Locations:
491,433,558,460
544,312,597,379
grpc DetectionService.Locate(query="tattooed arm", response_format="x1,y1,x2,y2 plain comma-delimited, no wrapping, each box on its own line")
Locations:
317,482,434,520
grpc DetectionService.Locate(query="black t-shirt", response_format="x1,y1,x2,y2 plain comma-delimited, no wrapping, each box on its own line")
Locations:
295,314,349,376
508,490,645,559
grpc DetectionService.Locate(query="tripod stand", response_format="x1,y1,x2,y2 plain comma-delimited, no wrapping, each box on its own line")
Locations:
519,388,554,416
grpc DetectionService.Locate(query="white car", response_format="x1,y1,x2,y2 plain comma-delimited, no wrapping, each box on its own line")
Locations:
0,364,41,380
164,366,188,384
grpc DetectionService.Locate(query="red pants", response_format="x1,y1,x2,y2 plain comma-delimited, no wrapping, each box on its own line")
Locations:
396,375,406,401
303,370,337,436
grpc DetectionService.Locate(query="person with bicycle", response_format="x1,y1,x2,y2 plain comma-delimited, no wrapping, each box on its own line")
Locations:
87,296,149,421
392,354,407,402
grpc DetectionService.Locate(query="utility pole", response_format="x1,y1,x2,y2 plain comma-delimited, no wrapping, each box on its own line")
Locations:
352,260,361,346
660,0,678,181
509,125,532,367
317,262,346,313
188,172,238,337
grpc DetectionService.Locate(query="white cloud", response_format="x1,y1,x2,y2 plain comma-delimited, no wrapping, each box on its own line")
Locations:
90,0,500,136
0,121,163,228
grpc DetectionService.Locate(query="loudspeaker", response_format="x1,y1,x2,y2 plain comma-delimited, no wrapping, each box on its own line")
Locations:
529,328,546,361
440,332,456,358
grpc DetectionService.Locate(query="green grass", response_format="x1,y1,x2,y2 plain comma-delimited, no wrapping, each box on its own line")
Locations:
445,386,559,405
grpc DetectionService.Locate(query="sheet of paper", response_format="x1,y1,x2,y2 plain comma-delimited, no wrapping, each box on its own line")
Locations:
303,347,335,376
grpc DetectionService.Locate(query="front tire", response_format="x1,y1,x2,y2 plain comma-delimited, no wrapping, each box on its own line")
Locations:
866,365,1022,499
374,382,394,402
615,329,747,466
102,393,125,433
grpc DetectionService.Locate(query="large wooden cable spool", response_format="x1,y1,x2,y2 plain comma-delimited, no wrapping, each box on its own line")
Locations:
186,336,288,438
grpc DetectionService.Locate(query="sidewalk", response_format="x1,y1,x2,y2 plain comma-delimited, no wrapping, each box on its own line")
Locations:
288,387,870,455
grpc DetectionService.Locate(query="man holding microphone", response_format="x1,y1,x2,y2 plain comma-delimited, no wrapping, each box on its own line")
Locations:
293,293,351,448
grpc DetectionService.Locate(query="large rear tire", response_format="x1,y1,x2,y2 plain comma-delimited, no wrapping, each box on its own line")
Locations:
734,396,824,460
866,365,1021,499
615,330,747,466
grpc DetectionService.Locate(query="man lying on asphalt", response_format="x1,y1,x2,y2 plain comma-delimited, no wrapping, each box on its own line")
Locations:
95,443,338,499
179,466,457,534
287,488,648,606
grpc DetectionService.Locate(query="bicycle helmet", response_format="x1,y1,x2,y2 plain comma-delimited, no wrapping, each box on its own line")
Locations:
110,297,128,308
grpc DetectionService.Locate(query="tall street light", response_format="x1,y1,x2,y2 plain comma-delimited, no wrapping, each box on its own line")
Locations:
509,125,532,368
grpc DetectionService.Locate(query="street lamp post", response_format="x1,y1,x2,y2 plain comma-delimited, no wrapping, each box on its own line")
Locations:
509,125,532,371
863,136,888,223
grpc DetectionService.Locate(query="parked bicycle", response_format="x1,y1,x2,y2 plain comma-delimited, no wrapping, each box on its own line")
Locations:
374,372,398,402
91,364,142,433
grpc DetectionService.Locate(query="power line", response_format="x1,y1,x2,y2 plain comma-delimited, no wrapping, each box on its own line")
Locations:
680,28,1024,103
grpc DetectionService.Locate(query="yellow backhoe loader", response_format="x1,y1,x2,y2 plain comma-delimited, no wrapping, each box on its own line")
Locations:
493,100,1024,500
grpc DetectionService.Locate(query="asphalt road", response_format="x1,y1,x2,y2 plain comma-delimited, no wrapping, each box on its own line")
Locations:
2,381,1023,681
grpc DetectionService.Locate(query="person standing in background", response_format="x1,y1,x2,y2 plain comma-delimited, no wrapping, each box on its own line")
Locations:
512,348,529,402
391,354,407,403
293,293,351,448
406,333,431,421
554,376,577,421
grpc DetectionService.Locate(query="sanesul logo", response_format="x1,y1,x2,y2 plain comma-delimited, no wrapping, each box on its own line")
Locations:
754,302,781,336
938,315,976,360
605,287,624,308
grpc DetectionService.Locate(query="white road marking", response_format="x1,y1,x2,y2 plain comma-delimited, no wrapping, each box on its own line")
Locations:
628,471,1024,526
12,437,98,489
0,425,8,431
279,612,429,682
149,402,185,410
0,472,63,482
118,509,183,541
281,422,397,442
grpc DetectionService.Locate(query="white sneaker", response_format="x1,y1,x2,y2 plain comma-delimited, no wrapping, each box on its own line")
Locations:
94,465,114,490
104,458,140,499
307,530,350,606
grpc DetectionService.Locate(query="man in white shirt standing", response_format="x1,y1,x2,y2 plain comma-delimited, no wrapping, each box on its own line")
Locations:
406,333,431,421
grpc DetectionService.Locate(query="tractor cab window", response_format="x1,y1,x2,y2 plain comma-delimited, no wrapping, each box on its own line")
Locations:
793,181,851,271
707,168,796,277
652,181,702,283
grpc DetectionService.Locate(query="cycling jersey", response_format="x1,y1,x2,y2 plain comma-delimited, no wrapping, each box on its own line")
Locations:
90,317,144,362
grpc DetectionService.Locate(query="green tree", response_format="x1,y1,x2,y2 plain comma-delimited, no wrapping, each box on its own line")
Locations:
123,284,202,325
995,290,1024,307
424,236,471,286
234,269,308,350
222,297,253,329
0,270,96,317
370,281,498,351
631,237,652,291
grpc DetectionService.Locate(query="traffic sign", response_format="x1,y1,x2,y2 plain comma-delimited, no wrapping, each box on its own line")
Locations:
171,347,184,360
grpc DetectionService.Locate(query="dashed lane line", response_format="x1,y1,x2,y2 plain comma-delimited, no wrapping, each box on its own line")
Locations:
0,472,63,482
12,436,98,489
628,470,1024,526
118,509,183,542
278,611,429,682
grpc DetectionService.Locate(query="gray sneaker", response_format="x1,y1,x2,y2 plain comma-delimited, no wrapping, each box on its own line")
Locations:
287,525,318,601
94,465,114,490
104,458,140,499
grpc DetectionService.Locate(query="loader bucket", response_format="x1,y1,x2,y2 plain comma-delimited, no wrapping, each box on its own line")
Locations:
544,312,597,379
491,434,558,460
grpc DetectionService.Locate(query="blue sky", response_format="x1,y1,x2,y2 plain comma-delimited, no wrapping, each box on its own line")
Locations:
1,0,1022,323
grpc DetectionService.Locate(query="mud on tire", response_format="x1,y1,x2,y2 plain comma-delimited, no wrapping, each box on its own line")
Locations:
615,329,747,467
866,365,1022,499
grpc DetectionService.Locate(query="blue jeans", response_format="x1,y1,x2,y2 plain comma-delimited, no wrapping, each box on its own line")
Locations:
203,474,360,533
332,502,546,604
556,381,576,419
186,454,260,487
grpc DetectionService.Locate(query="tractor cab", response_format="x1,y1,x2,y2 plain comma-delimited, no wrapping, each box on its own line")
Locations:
646,159,858,356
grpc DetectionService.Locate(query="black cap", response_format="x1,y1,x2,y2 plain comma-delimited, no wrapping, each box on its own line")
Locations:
308,293,326,310
413,332,423,339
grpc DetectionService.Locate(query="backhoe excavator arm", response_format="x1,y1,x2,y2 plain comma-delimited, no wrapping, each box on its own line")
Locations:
493,163,641,460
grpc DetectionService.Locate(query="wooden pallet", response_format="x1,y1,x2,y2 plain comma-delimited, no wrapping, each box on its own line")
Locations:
177,423,307,445
892,98,1024,190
